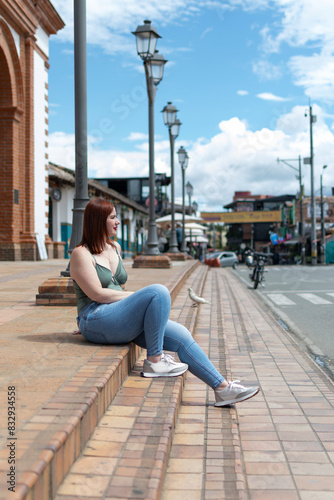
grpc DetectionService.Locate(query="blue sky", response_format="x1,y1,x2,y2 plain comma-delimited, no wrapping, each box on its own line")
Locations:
49,0,334,212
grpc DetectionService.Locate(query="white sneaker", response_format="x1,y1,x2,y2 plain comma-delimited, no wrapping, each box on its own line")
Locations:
214,380,259,407
141,353,188,378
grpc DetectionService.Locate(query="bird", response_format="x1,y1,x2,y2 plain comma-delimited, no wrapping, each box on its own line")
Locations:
187,287,211,306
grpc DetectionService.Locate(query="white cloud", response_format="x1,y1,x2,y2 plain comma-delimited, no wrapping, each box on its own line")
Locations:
289,53,334,102
252,0,334,103
49,105,334,213
50,0,334,105
257,92,290,102
51,0,221,55
125,132,149,141
252,59,283,80
237,90,249,96
259,0,334,51
200,27,213,39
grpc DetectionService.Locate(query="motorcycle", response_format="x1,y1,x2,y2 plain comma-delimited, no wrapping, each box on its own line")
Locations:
245,251,253,267
249,252,268,289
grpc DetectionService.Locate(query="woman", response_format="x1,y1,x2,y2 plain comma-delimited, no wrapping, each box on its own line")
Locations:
70,198,259,407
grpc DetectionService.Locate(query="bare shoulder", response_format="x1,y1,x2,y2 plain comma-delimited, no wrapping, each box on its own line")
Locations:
70,246,93,278
114,241,122,253
71,245,90,262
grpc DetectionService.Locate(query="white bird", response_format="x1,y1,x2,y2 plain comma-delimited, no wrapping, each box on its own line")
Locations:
187,287,211,306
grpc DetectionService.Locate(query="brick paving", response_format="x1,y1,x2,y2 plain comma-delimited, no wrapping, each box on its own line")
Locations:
162,268,334,500
1,260,334,500
0,259,197,499
53,263,208,500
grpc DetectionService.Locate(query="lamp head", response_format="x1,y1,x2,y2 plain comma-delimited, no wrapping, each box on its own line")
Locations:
162,102,178,127
132,20,161,61
177,146,187,166
186,181,193,197
171,118,181,139
146,50,167,85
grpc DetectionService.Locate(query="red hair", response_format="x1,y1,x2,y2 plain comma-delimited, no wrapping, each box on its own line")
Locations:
79,198,115,254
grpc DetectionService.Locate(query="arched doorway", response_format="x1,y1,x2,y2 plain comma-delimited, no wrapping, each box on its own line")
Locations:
0,19,24,260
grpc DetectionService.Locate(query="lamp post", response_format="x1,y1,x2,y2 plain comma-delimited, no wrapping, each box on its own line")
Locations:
320,165,328,264
185,181,194,252
132,21,167,256
277,156,305,264
61,0,89,276
192,201,198,215
177,146,189,253
304,104,317,265
162,102,181,253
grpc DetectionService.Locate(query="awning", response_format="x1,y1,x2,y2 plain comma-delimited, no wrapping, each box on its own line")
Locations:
282,238,300,245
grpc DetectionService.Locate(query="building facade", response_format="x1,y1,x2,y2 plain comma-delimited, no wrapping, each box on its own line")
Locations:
96,174,171,216
0,1,64,260
49,163,149,258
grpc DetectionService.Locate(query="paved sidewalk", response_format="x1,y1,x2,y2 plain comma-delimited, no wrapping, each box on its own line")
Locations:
1,261,334,500
53,263,208,500
162,268,334,500
0,258,197,498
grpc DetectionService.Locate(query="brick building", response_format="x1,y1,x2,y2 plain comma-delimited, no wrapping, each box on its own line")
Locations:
0,1,64,260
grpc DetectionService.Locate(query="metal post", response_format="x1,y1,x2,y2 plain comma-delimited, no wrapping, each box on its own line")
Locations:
298,156,306,264
320,172,326,264
309,105,317,265
180,167,187,252
168,129,179,252
145,63,160,255
62,0,89,275
277,156,306,263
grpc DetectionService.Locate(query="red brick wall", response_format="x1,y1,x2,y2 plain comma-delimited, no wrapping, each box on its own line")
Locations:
0,20,24,248
0,2,64,260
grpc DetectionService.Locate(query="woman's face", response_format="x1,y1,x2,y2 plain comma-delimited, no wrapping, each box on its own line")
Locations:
106,208,120,238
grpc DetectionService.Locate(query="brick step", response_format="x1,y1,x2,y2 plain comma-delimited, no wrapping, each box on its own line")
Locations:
52,264,209,500
2,260,200,500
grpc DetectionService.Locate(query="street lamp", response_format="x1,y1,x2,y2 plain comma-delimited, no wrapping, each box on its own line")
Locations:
61,0,89,276
132,21,167,255
186,181,193,208
185,181,193,251
177,146,189,253
192,201,198,215
162,102,181,253
320,164,328,264
277,156,305,264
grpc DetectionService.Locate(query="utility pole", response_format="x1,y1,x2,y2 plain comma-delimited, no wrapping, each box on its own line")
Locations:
320,165,328,264
304,104,317,265
276,156,305,264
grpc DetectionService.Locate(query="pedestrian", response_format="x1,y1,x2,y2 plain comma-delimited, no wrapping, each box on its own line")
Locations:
176,223,182,250
70,198,259,407
157,226,167,253
163,224,171,252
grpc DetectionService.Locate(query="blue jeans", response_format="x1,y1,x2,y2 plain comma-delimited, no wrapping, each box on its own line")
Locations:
78,284,224,389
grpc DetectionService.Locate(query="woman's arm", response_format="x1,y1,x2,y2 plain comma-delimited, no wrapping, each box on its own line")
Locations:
70,246,133,303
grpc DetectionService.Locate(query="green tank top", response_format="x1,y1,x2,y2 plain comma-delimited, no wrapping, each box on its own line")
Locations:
73,247,128,314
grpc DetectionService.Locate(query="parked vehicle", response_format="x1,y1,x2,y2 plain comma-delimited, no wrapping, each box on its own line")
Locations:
249,252,268,289
244,250,253,268
217,251,239,268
